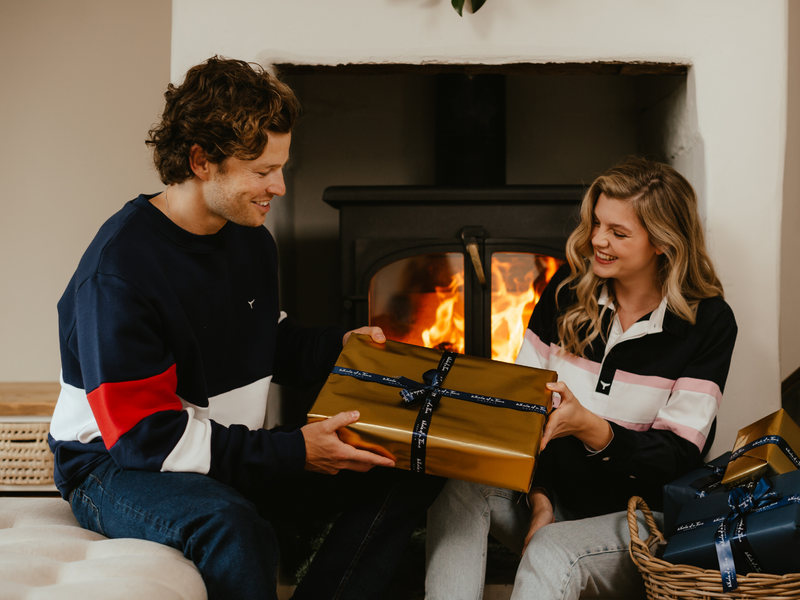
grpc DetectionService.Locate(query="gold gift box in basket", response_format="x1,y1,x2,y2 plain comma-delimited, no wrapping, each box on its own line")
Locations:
721,408,800,488
308,334,556,492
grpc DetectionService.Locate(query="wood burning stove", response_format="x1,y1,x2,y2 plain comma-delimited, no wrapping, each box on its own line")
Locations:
322,74,584,362
324,184,583,361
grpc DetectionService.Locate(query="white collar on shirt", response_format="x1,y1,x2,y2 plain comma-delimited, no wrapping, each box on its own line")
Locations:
598,284,669,350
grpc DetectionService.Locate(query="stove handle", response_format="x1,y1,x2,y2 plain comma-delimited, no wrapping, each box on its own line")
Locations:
461,227,487,289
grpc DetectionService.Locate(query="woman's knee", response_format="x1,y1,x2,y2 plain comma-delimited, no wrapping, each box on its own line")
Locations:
525,522,575,565
431,479,506,516
514,518,641,600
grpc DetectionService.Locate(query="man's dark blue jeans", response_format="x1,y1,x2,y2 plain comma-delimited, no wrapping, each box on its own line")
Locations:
69,454,445,600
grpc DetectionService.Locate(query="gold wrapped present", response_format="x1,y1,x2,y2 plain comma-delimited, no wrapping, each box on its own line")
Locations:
721,408,800,487
307,334,556,492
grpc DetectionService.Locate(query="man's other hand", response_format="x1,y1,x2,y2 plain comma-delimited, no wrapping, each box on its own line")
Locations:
302,410,396,474
342,326,386,347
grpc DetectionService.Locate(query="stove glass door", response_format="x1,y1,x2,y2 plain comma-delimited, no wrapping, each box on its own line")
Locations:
367,250,564,362
368,252,465,353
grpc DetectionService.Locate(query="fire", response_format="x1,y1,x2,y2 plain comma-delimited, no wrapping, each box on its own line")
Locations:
368,253,465,353
421,272,465,353
368,252,562,362
491,254,562,363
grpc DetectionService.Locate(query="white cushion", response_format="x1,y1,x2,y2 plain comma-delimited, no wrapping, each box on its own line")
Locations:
0,498,206,600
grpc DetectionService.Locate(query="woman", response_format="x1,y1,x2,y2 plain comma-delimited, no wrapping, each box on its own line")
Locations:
425,158,737,600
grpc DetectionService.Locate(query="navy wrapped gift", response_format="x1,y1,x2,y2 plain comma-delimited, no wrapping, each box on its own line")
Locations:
663,469,800,591
663,452,731,536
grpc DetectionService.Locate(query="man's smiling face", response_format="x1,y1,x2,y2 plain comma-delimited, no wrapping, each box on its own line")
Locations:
202,131,291,229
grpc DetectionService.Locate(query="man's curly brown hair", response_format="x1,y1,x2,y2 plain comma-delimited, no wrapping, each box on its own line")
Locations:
146,56,300,185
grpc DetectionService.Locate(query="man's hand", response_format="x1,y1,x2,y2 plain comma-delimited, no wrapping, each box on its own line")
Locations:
541,381,612,452
302,410,396,474
343,326,386,347
522,488,555,555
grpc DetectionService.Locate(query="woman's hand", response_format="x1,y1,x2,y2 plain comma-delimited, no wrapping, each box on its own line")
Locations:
343,326,386,347
541,381,613,452
522,488,555,555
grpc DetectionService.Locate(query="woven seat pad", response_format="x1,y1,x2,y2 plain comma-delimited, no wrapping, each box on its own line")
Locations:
0,498,206,600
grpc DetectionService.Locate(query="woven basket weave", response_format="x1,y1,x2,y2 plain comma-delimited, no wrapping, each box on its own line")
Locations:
627,495,800,600
0,422,55,486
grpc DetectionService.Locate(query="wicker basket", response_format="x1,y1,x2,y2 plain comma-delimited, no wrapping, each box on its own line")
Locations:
0,422,55,486
627,495,800,600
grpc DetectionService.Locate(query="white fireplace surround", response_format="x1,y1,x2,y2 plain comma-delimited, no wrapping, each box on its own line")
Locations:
173,0,789,457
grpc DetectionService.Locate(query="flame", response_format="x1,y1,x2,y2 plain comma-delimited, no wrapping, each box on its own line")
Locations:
369,252,561,362
421,272,465,353
368,253,465,353
491,255,562,363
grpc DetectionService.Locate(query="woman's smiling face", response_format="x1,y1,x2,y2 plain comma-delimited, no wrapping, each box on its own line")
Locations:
590,193,663,287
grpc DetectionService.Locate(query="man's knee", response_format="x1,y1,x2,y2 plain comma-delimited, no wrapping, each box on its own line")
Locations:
194,494,270,537
185,493,280,572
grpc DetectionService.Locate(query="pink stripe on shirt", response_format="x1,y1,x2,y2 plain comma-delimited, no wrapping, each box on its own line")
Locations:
607,417,706,451
524,329,552,360
652,417,706,451
673,377,723,406
606,417,651,432
612,370,674,390
550,346,601,375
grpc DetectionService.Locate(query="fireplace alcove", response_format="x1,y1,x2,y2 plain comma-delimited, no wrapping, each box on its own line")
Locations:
264,61,692,596
267,61,690,425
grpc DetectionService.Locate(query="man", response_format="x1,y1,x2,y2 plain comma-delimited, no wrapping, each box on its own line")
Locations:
49,56,444,600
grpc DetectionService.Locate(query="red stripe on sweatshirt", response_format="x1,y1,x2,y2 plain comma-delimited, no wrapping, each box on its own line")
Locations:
87,364,182,448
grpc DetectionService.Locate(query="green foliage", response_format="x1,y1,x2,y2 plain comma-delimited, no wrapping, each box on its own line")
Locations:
452,0,487,16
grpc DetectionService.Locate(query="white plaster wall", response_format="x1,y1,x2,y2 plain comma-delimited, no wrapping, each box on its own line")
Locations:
0,1,171,383
782,3,800,382
172,0,788,456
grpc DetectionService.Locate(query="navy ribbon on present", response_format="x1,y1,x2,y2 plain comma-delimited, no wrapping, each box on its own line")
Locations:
713,479,776,591
690,461,728,498
690,435,800,500
729,435,800,469
674,478,800,592
397,350,457,474
331,351,548,474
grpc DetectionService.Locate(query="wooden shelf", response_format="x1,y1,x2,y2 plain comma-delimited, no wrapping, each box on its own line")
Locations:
0,383,59,417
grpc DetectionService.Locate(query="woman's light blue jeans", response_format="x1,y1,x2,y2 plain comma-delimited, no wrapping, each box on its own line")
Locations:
425,479,660,600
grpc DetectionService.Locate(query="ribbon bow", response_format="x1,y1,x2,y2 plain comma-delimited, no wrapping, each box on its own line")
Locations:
727,478,776,517
715,478,777,592
397,351,457,473
398,361,453,407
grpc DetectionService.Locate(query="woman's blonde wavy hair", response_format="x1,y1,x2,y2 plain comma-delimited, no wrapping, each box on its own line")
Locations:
557,157,724,357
